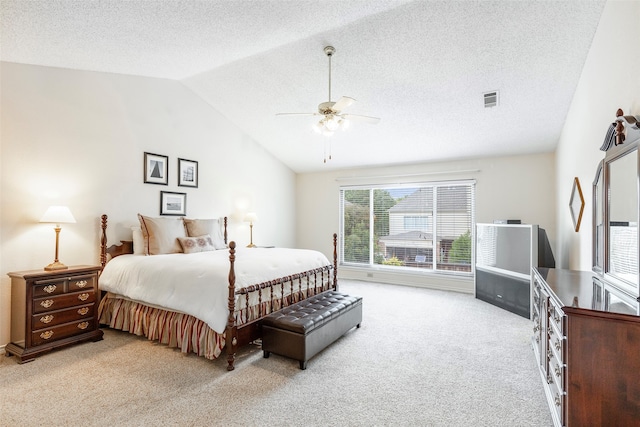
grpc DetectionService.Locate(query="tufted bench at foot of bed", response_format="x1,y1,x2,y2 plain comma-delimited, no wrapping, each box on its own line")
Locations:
261,290,362,370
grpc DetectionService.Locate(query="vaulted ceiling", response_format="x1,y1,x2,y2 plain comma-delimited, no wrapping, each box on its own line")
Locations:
1,0,606,172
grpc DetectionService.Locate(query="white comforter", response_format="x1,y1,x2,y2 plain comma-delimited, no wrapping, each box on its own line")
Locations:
98,247,331,334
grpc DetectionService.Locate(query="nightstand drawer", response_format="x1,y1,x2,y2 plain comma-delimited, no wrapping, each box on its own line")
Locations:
33,291,96,314
33,279,66,297
68,274,96,292
31,304,95,329
31,319,96,346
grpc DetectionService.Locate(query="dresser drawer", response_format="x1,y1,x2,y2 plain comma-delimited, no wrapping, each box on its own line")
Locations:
31,304,94,329
549,303,565,335
33,291,96,314
551,388,564,427
33,279,66,297
549,355,565,394
31,319,96,346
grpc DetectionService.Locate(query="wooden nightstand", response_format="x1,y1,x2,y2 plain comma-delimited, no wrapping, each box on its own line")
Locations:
6,265,103,363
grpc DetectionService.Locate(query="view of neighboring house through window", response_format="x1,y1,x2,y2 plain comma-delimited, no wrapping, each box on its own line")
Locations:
339,181,475,275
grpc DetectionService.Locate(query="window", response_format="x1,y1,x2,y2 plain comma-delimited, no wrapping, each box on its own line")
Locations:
339,181,475,275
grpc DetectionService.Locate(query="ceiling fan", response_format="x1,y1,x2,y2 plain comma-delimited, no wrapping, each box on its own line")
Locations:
277,46,380,137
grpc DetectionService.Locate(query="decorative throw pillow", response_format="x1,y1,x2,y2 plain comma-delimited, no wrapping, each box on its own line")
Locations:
183,218,226,249
137,214,187,255
177,235,216,254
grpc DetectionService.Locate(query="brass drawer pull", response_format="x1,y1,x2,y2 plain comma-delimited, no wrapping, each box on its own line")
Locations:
40,315,54,324
74,280,88,288
78,293,90,301
43,284,57,294
40,331,54,340
40,299,54,308
77,322,89,330
77,307,90,315
555,365,562,378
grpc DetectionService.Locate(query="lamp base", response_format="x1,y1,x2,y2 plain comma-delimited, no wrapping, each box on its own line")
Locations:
246,243,256,248
44,261,68,271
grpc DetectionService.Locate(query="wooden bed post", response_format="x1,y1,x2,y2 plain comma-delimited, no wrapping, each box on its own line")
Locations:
100,215,108,269
223,216,228,245
333,233,338,291
226,241,237,371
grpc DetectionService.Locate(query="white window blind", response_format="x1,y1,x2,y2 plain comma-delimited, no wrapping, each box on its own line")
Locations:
339,181,475,275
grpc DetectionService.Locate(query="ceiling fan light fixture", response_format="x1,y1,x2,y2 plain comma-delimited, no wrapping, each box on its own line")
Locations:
325,115,340,131
277,45,380,158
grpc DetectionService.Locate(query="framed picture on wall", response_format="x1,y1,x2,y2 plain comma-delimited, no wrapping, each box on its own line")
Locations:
160,191,187,216
144,152,168,185
569,177,584,232
178,158,198,188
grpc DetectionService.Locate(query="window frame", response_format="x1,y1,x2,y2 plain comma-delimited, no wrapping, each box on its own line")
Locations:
339,179,476,277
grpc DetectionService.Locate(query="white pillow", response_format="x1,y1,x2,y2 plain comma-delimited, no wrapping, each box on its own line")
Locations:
132,226,144,255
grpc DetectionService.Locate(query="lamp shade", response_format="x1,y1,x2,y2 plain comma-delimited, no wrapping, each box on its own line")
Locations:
39,206,76,225
244,212,258,223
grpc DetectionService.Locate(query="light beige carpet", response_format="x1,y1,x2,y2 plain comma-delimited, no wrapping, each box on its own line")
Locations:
0,280,552,426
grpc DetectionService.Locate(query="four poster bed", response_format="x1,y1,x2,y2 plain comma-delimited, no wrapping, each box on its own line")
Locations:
98,214,337,371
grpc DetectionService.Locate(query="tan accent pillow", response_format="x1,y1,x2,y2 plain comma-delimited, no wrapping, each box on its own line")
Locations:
183,218,226,249
137,214,186,255
177,235,216,254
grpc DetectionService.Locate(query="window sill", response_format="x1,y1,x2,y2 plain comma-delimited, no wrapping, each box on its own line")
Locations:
338,265,473,294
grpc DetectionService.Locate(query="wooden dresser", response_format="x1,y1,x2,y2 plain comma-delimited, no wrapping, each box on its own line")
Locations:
532,267,640,426
6,265,103,363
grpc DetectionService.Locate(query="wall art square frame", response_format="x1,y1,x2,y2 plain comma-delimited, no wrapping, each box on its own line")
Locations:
178,158,198,188
144,152,169,185
160,191,187,216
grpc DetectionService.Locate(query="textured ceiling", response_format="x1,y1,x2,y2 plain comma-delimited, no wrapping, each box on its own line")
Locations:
1,0,606,173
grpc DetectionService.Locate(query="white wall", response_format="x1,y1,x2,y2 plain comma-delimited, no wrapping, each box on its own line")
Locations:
0,62,297,347
555,0,640,270
296,153,556,292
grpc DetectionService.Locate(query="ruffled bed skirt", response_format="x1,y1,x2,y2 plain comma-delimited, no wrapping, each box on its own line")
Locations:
98,283,331,360
98,296,226,360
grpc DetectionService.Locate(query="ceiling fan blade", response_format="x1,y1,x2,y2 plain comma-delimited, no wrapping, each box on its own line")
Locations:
332,96,356,112
276,112,319,117
343,114,380,124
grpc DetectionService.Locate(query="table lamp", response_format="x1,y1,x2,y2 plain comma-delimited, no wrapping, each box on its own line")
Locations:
40,206,76,271
244,212,257,248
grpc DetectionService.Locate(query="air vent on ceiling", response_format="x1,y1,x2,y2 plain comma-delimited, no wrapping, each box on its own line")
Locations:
484,91,499,108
